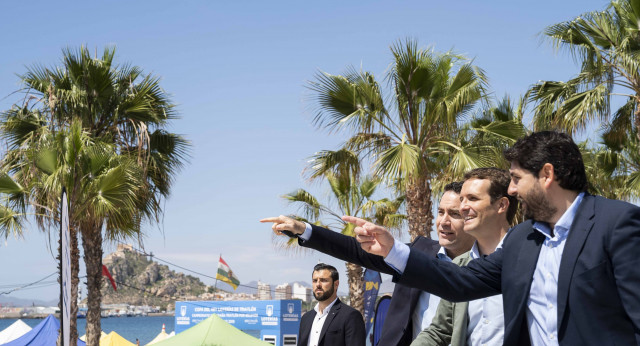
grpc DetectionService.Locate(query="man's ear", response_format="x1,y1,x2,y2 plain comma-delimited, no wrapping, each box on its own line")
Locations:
497,197,509,214
539,163,555,188
334,279,339,289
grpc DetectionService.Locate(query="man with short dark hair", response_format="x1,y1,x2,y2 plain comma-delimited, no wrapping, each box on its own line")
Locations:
349,131,640,345
298,263,365,346
262,182,475,345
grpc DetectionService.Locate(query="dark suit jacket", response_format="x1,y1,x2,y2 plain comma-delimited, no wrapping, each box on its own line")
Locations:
299,225,441,346
299,298,366,346
394,194,640,345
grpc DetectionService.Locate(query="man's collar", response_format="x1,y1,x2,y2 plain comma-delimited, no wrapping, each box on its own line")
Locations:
314,296,338,315
533,192,585,238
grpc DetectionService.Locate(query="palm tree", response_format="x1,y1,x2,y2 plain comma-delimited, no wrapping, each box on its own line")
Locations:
0,115,146,342
307,39,492,240
581,127,640,200
309,43,528,240
281,159,404,314
1,46,189,345
527,0,640,140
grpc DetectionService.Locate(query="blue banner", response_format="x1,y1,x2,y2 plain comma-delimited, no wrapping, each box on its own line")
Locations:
362,269,381,335
373,295,391,346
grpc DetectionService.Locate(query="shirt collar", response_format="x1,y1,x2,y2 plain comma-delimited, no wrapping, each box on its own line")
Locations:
436,246,450,260
314,296,338,316
469,235,506,260
533,192,585,239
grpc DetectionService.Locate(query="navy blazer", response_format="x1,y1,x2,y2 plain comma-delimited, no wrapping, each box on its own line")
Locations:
299,225,441,345
394,194,640,345
299,298,366,346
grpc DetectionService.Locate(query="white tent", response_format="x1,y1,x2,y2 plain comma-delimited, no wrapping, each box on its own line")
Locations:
146,324,172,345
0,319,32,344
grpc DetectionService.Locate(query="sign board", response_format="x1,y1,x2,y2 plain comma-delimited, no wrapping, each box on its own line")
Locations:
175,300,301,346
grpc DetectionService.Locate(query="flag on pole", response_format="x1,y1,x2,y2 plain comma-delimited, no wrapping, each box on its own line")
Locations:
216,256,240,290
102,265,117,291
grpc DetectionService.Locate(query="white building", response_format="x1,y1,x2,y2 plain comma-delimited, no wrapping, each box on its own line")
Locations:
292,282,312,303
257,281,272,300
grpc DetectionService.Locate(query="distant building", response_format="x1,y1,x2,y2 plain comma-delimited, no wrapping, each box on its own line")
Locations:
275,283,292,300
257,281,272,300
292,283,312,303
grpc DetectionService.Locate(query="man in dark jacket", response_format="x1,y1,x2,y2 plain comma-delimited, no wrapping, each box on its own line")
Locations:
298,263,365,346
262,182,475,345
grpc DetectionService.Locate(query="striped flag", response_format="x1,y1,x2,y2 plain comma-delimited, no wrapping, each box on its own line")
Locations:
216,256,240,290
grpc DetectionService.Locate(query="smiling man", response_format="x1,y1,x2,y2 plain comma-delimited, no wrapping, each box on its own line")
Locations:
348,131,640,345
261,182,475,345
299,263,365,346
412,168,516,346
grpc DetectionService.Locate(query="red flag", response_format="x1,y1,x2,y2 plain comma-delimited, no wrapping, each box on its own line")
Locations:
102,265,117,291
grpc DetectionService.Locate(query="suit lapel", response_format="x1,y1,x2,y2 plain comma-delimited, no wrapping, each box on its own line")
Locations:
512,226,545,323
318,299,341,344
557,195,595,326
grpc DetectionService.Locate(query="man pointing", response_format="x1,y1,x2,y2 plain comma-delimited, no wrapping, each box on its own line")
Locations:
349,131,640,345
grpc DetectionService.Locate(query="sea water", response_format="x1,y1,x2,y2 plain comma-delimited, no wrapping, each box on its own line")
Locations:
0,315,175,345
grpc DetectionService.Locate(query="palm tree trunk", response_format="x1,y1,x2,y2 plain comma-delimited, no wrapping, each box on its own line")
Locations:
635,97,640,145
405,177,433,241
345,262,364,317
82,224,103,346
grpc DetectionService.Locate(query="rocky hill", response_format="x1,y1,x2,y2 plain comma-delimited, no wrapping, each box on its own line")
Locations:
100,244,210,309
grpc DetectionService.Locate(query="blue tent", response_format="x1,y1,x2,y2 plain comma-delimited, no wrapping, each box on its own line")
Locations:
3,314,85,346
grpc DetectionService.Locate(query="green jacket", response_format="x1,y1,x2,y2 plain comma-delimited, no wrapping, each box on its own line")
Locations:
410,251,472,346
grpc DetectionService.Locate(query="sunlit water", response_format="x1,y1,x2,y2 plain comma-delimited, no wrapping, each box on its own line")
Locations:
0,315,175,345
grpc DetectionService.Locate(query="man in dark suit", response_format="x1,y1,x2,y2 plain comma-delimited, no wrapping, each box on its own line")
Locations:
350,131,640,345
298,263,365,346
261,182,475,345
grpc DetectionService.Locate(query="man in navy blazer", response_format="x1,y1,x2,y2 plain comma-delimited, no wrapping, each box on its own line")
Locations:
349,131,640,345
262,182,475,345
298,263,365,346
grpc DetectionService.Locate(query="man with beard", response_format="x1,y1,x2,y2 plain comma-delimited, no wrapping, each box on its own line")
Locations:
261,182,475,345
298,263,365,346
349,131,640,345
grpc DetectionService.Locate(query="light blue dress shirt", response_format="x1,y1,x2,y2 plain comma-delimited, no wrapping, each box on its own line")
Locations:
526,192,584,346
467,240,505,346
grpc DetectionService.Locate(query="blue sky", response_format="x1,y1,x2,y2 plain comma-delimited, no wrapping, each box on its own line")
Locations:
0,0,607,301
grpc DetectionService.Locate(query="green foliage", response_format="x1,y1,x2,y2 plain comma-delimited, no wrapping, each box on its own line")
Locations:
527,0,640,201
307,39,525,222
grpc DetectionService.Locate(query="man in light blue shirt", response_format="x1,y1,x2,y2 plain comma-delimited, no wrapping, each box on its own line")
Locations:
346,131,640,345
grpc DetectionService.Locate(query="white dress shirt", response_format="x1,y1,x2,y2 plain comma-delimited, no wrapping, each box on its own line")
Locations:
466,240,505,346
308,297,338,346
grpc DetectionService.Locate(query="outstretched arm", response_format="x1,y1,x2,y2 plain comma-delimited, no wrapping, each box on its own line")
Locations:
260,215,306,236
261,215,401,275
343,215,397,258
